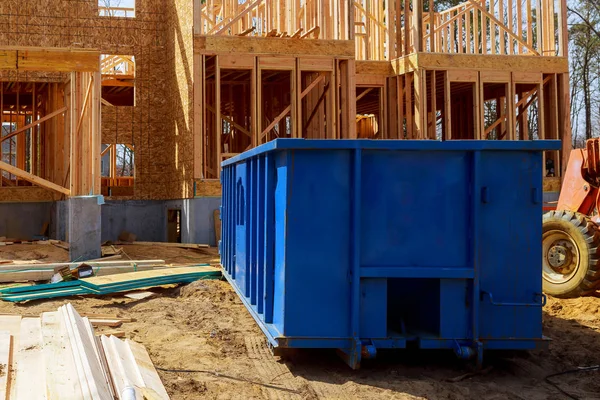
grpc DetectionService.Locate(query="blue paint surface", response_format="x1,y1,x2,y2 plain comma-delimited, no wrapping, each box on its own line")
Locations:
203,139,562,367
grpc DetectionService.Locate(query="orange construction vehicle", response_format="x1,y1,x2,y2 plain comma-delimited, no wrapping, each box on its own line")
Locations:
543,139,600,297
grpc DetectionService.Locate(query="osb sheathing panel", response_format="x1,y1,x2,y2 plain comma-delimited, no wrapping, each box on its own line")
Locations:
0,187,58,202
0,0,194,200
164,0,195,199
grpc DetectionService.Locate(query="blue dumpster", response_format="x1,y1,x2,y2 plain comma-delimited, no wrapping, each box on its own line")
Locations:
219,139,561,368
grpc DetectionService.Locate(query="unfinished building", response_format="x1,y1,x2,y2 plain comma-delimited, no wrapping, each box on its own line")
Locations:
0,0,571,259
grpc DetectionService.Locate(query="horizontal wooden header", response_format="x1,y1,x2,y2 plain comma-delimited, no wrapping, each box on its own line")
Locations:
194,35,355,58
356,61,395,76
0,47,100,72
392,53,570,76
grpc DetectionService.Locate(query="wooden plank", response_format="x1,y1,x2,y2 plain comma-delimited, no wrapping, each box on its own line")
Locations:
13,318,46,399
195,36,355,57
0,160,70,196
61,305,113,399
355,61,394,76
100,335,145,399
298,58,335,71
40,311,83,399
127,339,170,400
0,47,100,72
0,187,57,203
0,331,12,400
82,266,220,287
218,55,255,69
394,53,569,75
89,320,123,328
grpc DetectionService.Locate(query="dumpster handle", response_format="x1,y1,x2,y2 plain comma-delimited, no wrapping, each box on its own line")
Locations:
480,291,546,307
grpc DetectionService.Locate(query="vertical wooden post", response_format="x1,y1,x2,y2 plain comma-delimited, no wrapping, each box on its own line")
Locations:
194,0,202,35
406,72,414,138
388,77,399,139
558,73,572,176
215,57,222,178
328,72,336,139
558,0,568,57
398,76,404,139
429,0,435,52
69,72,77,195
340,60,356,139
413,68,426,139
430,71,437,139
92,71,101,195
413,0,423,52
193,53,203,179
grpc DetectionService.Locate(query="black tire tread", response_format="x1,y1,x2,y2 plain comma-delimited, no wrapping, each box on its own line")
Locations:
543,210,600,297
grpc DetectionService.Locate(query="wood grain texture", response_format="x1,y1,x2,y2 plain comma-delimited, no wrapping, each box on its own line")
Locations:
13,318,46,399
0,331,12,400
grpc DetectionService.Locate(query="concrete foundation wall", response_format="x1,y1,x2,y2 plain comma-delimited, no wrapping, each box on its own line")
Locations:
1,197,221,247
0,202,54,239
101,198,221,246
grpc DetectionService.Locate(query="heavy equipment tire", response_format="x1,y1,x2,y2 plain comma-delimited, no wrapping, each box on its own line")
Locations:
542,210,600,298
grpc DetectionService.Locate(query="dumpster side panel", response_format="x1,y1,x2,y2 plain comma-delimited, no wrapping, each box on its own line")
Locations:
235,162,249,297
273,152,290,336
360,150,471,269
478,151,544,340
283,150,352,338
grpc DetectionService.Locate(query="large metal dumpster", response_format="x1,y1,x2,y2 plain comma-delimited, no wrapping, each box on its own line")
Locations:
219,139,561,369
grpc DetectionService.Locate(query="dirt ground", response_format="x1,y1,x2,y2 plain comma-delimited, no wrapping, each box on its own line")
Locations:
1,245,599,400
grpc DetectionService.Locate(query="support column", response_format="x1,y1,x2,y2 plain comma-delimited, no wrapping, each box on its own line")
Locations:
68,196,102,261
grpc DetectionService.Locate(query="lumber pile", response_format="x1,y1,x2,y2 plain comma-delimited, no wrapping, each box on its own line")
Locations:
0,266,221,302
0,259,169,283
0,304,170,399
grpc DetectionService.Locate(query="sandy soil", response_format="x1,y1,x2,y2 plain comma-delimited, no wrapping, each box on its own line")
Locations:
1,245,599,400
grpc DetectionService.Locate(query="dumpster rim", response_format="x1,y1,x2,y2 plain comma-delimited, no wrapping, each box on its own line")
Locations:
220,139,562,167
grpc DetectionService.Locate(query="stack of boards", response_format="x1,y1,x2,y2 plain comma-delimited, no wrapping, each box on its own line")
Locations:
0,266,222,302
0,303,170,399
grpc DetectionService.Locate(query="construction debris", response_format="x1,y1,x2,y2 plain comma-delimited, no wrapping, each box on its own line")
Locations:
0,266,221,302
0,303,169,399
0,259,168,283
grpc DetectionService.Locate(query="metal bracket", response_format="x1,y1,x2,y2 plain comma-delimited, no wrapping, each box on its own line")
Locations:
480,291,546,307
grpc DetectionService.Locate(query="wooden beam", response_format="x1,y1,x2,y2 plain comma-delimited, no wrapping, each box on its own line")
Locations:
300,73,326,99
195,36,355,58
356,87,374,102
392,53,570,76
261,105,292,139
0,47,100,72
0,160,70,195
0,107,68,143
303,83,329,132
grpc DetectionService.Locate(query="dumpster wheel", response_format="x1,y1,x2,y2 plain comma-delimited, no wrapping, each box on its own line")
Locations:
542,211,600,298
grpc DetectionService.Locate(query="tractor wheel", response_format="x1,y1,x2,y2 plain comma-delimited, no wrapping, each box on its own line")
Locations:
542,210,600,298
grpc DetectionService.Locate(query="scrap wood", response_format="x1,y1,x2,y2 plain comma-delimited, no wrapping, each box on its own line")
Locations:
89,319,123,328
0,265,220,302
0,304,172,400
0,264,169,284
124,291,156,300
50,241,69,251
95,330,125,338
0,331,13,399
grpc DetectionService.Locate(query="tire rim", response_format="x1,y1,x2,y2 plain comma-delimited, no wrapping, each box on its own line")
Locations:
542,230,580,284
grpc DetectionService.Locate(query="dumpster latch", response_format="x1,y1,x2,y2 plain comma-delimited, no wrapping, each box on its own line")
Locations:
480,291,546,307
